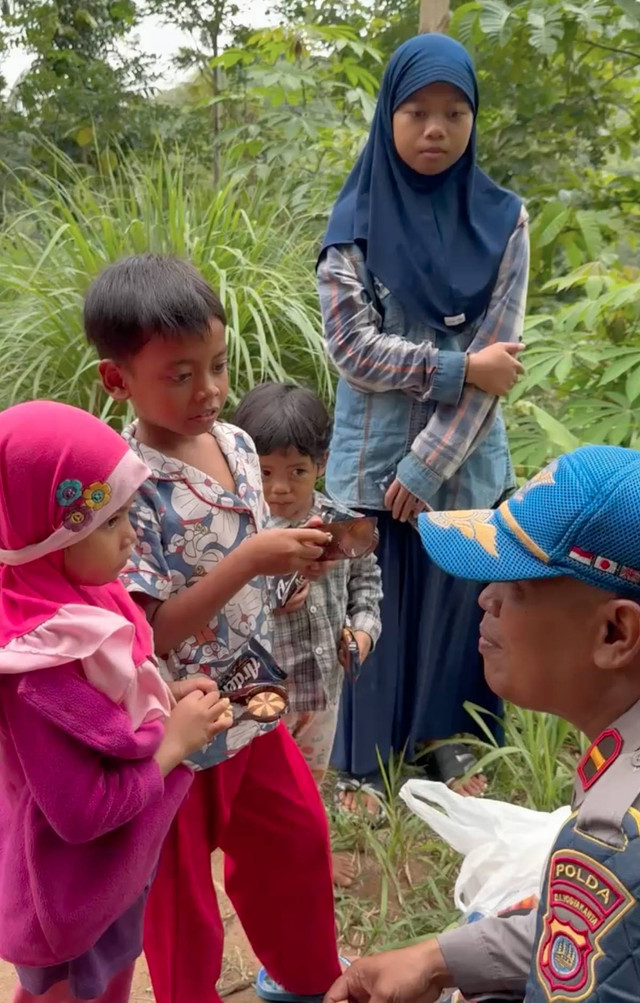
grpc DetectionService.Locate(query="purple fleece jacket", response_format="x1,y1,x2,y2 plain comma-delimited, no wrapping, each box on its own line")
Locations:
0,663,192,967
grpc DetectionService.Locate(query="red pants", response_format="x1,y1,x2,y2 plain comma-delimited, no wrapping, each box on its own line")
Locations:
143,724,340,1003
12,966,134,1003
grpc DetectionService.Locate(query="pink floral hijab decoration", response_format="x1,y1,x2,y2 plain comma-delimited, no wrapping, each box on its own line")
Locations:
0,401,172,727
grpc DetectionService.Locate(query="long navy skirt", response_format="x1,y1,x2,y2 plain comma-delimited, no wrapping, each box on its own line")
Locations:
331,510,501,777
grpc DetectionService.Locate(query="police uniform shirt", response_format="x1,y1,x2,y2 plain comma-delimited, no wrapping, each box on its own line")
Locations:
438,698,640,1001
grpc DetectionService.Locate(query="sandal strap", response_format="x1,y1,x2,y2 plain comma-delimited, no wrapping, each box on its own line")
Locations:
432,743,478,783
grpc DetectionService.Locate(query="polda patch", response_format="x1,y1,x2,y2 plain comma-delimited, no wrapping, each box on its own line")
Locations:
535,850,634,1001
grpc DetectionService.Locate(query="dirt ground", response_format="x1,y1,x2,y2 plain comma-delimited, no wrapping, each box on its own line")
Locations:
0,853,260,1003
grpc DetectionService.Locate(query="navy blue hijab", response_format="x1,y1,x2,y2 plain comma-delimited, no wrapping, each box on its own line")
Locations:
320,34,522,332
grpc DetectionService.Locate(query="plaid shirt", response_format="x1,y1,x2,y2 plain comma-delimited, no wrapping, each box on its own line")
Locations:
318,209,529,511
269,492,382,712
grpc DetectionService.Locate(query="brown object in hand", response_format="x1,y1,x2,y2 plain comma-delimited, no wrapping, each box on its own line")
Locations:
227,683,289,723
247,690,287,720
317,516,379,561
339,626,361,680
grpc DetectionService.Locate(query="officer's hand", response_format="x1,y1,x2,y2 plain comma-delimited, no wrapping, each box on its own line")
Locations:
325,942,452,1003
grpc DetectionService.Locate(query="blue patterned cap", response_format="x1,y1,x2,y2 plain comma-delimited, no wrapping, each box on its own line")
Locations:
417,446,640,596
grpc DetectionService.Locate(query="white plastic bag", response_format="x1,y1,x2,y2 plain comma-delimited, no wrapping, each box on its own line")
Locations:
399,779,570,919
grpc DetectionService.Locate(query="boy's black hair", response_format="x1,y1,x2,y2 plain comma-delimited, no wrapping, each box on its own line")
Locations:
83,253,227,360
234,383,332,463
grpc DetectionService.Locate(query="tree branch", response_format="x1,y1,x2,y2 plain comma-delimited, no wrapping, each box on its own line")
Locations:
583,39,640,61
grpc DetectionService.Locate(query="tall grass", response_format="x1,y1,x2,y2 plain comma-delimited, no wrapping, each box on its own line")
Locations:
330,704,584,951
444,703,585,812
0,146,332,422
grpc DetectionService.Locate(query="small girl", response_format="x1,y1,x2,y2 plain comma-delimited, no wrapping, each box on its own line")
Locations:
318,33,529,811
0,401,231,1003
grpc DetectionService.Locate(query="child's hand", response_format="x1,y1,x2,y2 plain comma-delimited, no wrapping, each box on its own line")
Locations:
241,528,331,576
274,580,310,615
304,515,325,529
156,689,233,774
170,689,233,754
303,560,337,581
169,675,217,700
338,629,371,671
466,342,525,397
299,523,336,581
355,630,372,663
384,479,427,523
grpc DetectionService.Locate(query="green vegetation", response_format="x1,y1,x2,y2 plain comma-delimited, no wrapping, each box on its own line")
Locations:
2,1,640,463
330,703,585,950
0,149,331,421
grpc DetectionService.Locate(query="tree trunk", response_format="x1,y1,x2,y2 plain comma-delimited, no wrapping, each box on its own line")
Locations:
419,0,450,33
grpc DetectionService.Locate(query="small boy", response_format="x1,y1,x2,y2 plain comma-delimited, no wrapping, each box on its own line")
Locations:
234,382,382,886
327,445,640,1003
83,255,342,1003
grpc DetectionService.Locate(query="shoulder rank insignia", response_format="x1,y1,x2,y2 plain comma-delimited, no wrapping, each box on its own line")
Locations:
577,729,622,791
536,850,634,1001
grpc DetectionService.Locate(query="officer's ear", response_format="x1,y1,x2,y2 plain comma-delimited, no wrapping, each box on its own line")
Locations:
593,598,640,671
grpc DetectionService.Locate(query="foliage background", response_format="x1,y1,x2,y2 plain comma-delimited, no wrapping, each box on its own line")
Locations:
2,0,640,475
1,0,640,473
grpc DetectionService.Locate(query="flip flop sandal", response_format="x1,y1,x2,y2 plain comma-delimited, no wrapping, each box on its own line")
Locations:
425,743,486,792
334,774,386,827
256,958,352,1003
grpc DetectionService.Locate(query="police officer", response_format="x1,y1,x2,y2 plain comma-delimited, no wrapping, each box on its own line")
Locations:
326,445,640,1003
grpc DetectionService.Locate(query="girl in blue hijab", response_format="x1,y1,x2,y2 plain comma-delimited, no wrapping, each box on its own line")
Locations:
317,33,529,815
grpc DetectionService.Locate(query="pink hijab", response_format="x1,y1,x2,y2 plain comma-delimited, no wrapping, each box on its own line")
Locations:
0,401,172,727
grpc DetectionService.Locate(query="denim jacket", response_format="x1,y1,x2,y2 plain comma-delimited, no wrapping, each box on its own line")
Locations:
317,210,529,511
